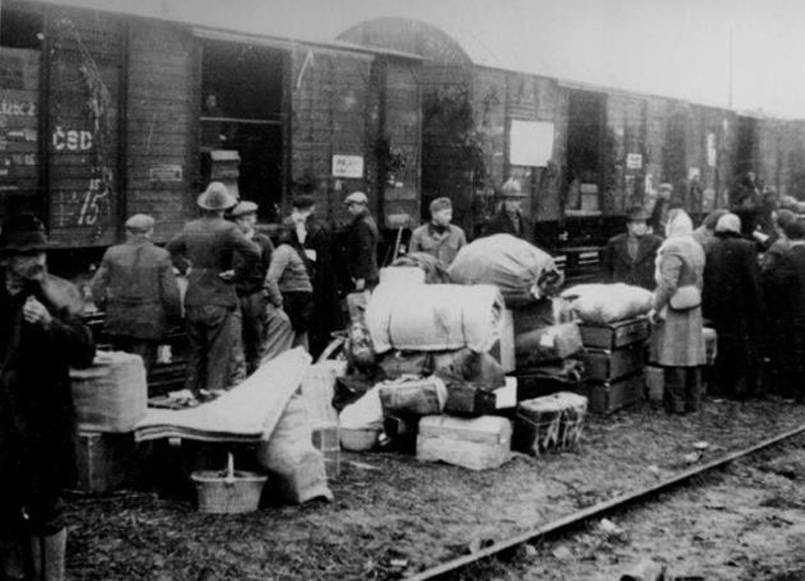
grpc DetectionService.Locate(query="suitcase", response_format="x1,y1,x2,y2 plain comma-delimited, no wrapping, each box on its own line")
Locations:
444,382,498,416
416,415,512,471
578,372,645,414
579,317,650,349
75,431,137,493
515,358,586,400
581,342,646,382
514,392,588,455
378,376,447,416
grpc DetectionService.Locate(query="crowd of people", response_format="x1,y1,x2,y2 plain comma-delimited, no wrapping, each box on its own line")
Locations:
604,180,805,413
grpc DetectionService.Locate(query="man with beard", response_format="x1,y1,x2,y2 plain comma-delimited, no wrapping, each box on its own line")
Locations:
285,194,341,357
602,206,662,290
0,214,95,581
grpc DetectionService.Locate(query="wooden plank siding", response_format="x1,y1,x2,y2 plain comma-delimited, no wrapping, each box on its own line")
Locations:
125,21,196,243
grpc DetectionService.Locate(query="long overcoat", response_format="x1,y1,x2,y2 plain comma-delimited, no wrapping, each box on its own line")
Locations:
702,231,764,375
482,209,534,245
649,236,706,366
763,243,805,375
91,239,181,340
0,273,95,525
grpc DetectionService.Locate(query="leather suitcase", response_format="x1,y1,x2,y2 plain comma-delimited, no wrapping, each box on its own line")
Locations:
581,342,646,382
444,382,498,416
579,317,650,349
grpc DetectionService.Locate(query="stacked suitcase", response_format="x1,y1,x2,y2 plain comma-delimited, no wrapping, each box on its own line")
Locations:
577,317,650,414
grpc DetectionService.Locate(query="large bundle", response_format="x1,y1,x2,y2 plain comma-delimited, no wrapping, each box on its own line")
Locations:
256,393,333,504
447,234,563,306
366,283,504,354
71,351,147,433
561,283,653,324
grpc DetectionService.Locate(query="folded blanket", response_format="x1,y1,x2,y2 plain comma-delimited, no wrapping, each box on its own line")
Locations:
134,348,311,443
366,283,504,354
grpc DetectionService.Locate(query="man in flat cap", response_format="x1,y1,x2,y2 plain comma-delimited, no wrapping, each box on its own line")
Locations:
602,206,662,290
168,182,260,396
343,191,379,291
409,196,467,266
230,200,278,374
482,178,534,244
91,214,181,375
284,194,341,357
0,214,95,581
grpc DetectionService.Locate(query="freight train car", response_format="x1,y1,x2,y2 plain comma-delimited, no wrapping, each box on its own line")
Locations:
0,0,424,276
338,17,787,262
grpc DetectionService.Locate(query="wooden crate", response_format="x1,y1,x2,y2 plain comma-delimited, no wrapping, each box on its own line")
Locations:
579,372,645,415
75,431,137,493
581,342,646,382
579,317,650,350
416,415,512,471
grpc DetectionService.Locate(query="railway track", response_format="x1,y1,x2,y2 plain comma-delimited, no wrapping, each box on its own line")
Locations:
408,423,805,580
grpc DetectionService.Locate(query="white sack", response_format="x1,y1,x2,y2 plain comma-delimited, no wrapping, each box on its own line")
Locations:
560,283,653,324
365,283,504,354
339,385,384,431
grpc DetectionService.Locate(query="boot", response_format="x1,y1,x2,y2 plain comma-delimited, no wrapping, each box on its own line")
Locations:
0,537,27,580
29,529,66,581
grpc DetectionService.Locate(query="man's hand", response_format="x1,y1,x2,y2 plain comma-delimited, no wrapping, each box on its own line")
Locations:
218,270,235,282
354,278,366,291
23,296,53,328
647,308,662,325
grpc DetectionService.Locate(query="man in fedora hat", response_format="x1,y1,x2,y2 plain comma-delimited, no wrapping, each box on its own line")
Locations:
343,191,379,291
0,214,95,581
91,214,181,376
409,196,467,266
482,178,534,244
168,182,260,396
603,205,662,290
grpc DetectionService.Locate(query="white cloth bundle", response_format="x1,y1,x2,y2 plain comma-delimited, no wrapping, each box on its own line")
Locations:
366,283,504,354
560,283,653,324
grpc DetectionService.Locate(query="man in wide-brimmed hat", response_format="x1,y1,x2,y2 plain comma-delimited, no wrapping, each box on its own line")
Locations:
0,214,95,581
481,178,534,244
409,196,467,266
603,205,662,290
168,182,260,396
91,213,181,375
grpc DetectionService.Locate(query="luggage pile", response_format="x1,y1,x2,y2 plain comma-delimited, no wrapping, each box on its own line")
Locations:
561,283,654,413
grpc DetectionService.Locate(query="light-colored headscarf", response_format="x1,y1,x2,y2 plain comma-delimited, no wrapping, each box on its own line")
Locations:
664,209,694,239
714,212,741,234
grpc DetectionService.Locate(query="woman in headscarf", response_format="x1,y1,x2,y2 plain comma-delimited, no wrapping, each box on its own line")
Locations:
691,208,728,251
702,213,764,398
649,209,707,413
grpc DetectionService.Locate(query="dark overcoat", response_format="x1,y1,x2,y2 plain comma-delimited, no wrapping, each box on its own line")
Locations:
702,232,764,375
0,273,95,525
91,239,181,340
482,210,535,245
603,232,663,290
764,242,805,375
345,212,380,288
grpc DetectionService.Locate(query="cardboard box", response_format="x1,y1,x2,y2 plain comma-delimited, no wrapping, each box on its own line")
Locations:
579,317,650,350
581,342,646,382
75,431,137,493
579,372,645,415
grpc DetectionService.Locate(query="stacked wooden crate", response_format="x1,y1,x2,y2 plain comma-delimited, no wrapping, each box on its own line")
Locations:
577,317,650,414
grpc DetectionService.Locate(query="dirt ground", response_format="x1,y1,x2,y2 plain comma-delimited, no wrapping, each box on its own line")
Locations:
460,438,805,581
66,397,805,580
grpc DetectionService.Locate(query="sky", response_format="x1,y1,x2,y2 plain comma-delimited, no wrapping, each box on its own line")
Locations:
39,0,805,118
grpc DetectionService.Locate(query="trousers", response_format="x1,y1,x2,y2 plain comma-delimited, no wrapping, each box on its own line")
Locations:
239,292,268,375
184,305,238,394
664,366,701,414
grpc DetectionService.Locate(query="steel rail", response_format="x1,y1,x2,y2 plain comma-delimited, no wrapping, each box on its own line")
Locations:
407,423,805,580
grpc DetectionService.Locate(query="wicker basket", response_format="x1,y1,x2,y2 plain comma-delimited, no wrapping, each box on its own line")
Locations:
191,453,268,514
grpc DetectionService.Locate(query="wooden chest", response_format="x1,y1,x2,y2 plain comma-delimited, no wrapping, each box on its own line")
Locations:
581,342,646,382
579,317,650,349
578,372,645,415
75,431,137,493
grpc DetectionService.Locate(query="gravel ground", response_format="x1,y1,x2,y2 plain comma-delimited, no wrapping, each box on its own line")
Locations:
66,397,805,580
456,436,805,581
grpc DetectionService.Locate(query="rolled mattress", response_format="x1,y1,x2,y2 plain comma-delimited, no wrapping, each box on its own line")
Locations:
366,283,504,354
